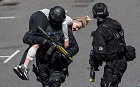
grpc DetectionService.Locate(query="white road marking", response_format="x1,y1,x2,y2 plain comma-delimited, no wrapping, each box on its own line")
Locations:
0,56,10,58
0,16,16,19
3,50,20,63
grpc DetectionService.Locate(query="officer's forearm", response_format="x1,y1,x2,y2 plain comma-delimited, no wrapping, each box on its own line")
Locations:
23,34,46,45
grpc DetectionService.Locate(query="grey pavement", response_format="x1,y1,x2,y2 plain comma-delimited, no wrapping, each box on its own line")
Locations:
0,0,140,87
0,0,19,6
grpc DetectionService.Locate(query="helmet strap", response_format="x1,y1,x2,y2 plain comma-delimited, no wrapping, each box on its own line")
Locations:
96,17,105,26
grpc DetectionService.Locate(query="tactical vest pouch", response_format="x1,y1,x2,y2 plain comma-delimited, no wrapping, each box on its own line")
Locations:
125,45,136,61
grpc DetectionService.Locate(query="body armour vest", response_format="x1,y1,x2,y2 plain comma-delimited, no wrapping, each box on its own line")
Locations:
101,18,126,55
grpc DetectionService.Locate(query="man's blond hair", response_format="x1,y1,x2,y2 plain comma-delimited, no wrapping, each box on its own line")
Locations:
73,16,92,28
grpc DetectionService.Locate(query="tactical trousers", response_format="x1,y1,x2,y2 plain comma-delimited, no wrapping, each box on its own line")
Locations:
100,57,127,87
37,63,66,87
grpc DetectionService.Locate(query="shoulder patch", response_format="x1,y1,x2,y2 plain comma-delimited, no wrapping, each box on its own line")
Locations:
99,46,103,50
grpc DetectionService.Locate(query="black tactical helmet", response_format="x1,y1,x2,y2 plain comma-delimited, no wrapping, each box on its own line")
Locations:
49,6,66,24
92,3,109,18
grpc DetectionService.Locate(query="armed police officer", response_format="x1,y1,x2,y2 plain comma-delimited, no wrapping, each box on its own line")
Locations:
89,3,127,87
13,5,79,81
17,6,79,87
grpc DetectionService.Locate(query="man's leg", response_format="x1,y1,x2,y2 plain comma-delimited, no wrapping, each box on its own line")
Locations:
48,70,66,87
100,58,127,87
19,46,31,65
23,44,39,67
13,46,31,80
13,45,39,80
37,63,50,86
100,62,119,87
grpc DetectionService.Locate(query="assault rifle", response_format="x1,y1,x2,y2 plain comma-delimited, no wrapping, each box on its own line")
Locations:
38,26,73,62
89,50,95,82
89,67,95,82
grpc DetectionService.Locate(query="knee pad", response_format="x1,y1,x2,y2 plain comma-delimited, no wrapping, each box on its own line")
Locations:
47,77,61,87
48,74,62,84
43,85,51,87
48,71,66,85
38,73,49,85
116,58,127,73
101,77,111,87
51,82,61,87
104,65,113,77
26,46,38,60
101,75,119,87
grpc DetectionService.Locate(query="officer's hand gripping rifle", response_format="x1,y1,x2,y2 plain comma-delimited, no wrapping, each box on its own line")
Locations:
38,26,73,62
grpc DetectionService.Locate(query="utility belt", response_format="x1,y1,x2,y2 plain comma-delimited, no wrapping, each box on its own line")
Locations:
50,68,69,77
106,51,125,61
32,64,69,79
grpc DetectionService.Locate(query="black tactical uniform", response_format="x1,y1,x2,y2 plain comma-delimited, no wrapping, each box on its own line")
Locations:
89,3,127,87
23,25,79,87
22,6,79,87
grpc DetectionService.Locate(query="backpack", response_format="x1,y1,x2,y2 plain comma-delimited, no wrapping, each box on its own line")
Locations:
125,45,136,61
